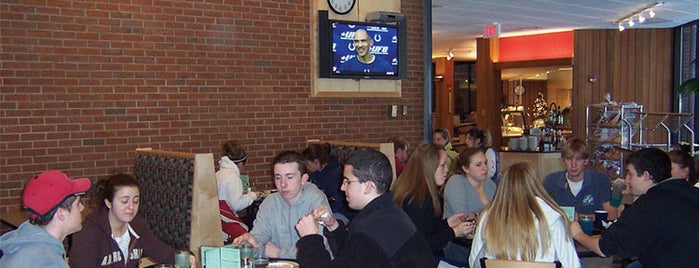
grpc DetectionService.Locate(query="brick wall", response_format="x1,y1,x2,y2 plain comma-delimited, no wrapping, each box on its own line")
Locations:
0,0,426,213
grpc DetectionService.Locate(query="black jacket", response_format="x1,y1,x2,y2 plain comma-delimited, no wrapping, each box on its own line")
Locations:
296,193,435,267
399,194,454,256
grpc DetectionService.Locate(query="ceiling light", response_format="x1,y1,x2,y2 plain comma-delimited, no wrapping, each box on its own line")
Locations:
613,2,662,30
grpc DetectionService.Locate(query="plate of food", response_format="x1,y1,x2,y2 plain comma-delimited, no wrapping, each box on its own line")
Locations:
267,260,299,268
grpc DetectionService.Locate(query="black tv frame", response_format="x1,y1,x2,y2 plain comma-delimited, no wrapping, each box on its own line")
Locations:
318,10,407,80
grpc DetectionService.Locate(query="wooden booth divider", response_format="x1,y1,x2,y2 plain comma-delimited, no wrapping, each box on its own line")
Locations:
134,148,223,262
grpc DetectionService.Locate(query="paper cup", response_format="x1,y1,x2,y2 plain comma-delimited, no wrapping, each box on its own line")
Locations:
594,210,608,228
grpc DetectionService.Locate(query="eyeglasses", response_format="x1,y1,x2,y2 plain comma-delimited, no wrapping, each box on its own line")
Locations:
342,179,362,186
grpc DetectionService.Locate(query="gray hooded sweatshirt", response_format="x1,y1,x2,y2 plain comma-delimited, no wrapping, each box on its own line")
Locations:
0,221,69,268
251,183,332,258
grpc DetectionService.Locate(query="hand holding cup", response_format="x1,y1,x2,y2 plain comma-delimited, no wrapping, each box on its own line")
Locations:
447,212,467,228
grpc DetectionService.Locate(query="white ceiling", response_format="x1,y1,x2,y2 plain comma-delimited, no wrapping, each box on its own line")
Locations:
432,0,699,61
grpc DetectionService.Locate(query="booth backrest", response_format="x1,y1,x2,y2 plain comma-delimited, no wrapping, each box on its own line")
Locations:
134,148,223,260
306,140,396,184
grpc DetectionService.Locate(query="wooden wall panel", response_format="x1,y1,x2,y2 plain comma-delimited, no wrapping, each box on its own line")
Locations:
572,29,674,144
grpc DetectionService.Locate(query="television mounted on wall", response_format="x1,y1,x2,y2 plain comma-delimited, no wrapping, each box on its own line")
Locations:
318,11,407,80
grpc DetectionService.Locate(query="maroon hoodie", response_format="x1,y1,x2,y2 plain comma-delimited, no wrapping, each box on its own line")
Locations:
69,206,179,267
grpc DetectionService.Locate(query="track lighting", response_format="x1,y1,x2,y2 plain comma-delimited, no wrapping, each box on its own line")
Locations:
615,2,663,32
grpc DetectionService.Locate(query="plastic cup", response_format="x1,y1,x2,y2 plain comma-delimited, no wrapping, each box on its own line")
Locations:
174,250,190,268
594,210,608,229
579,215,594,235
610,181,626,207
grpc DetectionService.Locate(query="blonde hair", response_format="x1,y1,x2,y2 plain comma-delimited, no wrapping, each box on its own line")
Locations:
481,162,571,261
392,142,444,216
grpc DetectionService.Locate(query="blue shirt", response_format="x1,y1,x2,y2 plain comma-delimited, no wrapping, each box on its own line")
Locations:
543,170,611,215
337,55,394,74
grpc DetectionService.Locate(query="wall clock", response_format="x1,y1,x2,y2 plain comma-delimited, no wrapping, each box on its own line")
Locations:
328,0,355,15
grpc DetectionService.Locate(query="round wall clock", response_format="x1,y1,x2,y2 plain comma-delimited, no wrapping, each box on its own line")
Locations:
328,0,356,15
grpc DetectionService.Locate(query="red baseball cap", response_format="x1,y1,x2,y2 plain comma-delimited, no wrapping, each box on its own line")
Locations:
22,170,92,219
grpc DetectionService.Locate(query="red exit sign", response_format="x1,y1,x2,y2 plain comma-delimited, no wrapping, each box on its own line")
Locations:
483,24,501,39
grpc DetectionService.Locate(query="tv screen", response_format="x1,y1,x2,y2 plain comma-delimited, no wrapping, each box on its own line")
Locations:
319,11,406,80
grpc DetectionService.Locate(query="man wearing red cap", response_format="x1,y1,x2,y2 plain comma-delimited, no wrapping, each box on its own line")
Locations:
0,170,91,267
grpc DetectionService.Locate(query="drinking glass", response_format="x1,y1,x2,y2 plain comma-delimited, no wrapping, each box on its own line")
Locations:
252,247,269,268
239,244,254,268
174,250,190,268
579,215,594,235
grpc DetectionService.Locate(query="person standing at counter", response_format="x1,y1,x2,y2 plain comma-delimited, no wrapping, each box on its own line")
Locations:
69,174,196,268
442,147,497,264
543,138,618,220
233,151,331,259
433,128,459,169
0,170,91,268
464,127,499,184
216,140,258,243
571,148,699,267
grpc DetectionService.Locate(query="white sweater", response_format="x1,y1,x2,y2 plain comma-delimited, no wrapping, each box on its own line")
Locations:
469,197,581,268
216,156,257,212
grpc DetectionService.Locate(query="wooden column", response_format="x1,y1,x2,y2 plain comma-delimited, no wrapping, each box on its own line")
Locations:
476,38,503,147
434,57,455,133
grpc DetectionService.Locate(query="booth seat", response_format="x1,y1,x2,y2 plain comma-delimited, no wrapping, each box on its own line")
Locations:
134,148,223,264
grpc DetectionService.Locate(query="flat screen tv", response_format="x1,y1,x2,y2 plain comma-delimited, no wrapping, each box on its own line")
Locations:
318,11,407,80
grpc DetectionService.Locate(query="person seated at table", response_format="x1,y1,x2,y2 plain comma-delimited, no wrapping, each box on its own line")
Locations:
392,142,475,258
216,140,259,244
468,162,580,268
233,150,331,259
387,136,410,177
294,149,434,267
668,149,697,187
433,128,459,169
442,147,497,264
302,143,352,223
0,170,91,267
464,127,499,184
571,148,699,267
69,174,196,268
543,138,618,221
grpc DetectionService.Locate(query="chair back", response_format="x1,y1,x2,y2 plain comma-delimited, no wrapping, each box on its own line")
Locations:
480,257,562,268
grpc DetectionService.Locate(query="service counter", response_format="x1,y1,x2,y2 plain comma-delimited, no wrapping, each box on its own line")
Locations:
499,150,564,181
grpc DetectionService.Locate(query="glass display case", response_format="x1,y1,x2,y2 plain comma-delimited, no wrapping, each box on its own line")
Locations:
585,103,643,178
501,109,527,138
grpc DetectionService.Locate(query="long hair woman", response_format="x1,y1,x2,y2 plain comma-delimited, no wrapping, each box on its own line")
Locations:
468,162,580,268
69,174,195,267
442,147,497,264
392,142,474,257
